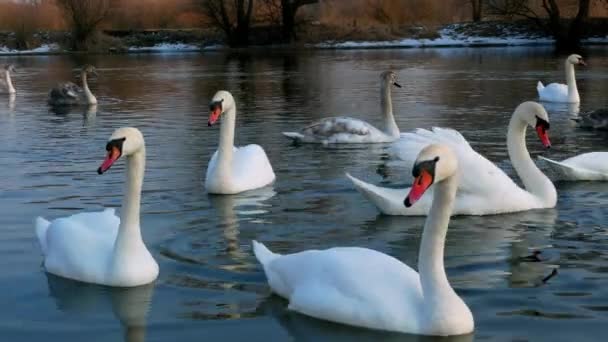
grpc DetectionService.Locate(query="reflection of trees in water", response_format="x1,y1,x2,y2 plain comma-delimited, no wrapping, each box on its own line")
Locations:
45,273,154,342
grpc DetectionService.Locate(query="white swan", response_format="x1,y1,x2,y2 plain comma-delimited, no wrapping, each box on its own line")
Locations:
282,71,401,144
0,64,16,94
538,153,608,181
253,144,474,336
205,90,275,194
35,127,159,287
348,102,556,216
537,54,585,103
48,65,98,106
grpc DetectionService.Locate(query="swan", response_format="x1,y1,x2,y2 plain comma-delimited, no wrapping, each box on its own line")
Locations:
538,153,608,181
572,109,608,130
253,144,474,336
35,127,159,287
0,64,16,94
347,101,556,216
537,54,585,103
48,65,98,106
282,70,401,144
205,90,275,194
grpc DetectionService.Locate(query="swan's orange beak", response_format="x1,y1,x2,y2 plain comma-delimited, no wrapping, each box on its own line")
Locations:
404,169,434,207
535,125,551,148
98,146,121,174
208,107,222,126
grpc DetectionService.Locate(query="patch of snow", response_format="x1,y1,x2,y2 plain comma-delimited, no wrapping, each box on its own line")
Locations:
128,43,201,52
317,25,557,49
0,44,60,55
582,36,608,44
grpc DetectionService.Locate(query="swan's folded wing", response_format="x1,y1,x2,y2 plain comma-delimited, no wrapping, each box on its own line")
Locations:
301,117,372,138
390,127,518,195
266,247,421,332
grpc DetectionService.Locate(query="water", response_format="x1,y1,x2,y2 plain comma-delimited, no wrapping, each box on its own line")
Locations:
1,47,608,341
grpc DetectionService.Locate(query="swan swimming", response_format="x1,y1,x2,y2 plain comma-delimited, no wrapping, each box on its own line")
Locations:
205,90,276,194
253,144,474,336
537,54,585,103
348,102,556,216
35,127,159,287
48,65,98,106
282,70,402,144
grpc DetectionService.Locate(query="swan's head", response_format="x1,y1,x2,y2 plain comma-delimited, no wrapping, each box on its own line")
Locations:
3,64,15,73
515,101,551,148
567,54,586,66
380,70,401,88
404,144,457,207
208,90,235,126
97,127,144,174
82,65,98,76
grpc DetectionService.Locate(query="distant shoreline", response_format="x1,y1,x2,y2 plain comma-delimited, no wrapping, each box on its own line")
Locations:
2,21,608,56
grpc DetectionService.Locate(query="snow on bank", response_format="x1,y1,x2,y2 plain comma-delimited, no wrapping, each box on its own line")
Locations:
0,44,60,55
128,43,201,52
316,26,556,49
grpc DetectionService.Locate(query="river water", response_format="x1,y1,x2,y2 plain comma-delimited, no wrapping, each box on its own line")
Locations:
1,47,608,341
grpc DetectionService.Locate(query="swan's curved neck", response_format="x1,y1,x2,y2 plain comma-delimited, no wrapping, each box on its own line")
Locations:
81,72,97,105
380,82,399,138
565,61,579,103
418,173,458,300
4,70,15,94
216,106,236,174
114,147,145,253
507,116,556,205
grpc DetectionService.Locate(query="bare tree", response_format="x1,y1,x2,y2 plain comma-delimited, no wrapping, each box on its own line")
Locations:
200,0,255,47
280,0,318,42
488,0,592,51
471,0,483,22
55,0,111,51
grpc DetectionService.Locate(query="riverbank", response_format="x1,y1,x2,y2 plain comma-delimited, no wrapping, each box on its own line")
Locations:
2,20,608,55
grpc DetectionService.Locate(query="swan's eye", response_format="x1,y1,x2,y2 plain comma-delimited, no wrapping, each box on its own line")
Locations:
535,116,550,130
106,137,126,152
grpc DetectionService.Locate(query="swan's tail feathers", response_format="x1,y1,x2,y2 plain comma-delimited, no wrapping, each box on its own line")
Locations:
252,240,279,266
35,217,51,255
282,132,304,141
346,173,403,215
537,156,577,181
537,81,545,92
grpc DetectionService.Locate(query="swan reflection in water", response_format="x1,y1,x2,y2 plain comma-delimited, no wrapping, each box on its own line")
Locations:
208,186,276,266
45,274,154,342
257,296,474,342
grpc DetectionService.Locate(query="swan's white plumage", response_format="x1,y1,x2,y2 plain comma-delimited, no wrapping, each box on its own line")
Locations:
35,127,158,287
539,153,608,181
37,209,120,284
537,54,584,103
205,91,275,194
349,102,556,216
283,71,401,144
254,242,427,333
205,144,275,194
254,145,474,336
537,81,569,103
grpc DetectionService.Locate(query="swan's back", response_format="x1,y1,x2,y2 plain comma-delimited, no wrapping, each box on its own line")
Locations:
41,209,119,284
48,82,84,105
537,82,568,102
255,241,424,333
284,117,393,143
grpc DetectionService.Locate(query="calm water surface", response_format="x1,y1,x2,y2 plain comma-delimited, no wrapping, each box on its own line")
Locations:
1,48,608,341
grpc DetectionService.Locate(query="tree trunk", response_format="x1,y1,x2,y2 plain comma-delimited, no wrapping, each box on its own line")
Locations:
560,0,590,51
281,0,296,42
471,0,482,22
